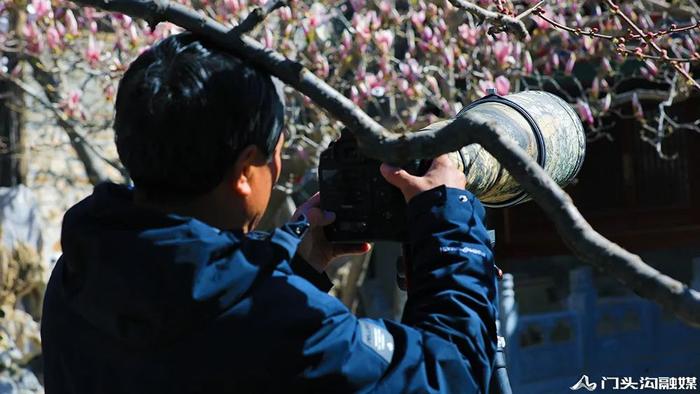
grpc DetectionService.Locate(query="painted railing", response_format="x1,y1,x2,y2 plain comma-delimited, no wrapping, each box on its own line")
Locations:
500,262,700,393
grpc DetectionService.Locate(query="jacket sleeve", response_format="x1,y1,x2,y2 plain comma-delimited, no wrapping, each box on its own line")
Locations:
287,186,499,393
290,254,334,293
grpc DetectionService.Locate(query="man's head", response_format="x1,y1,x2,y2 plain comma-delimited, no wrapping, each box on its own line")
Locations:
114,33,285,230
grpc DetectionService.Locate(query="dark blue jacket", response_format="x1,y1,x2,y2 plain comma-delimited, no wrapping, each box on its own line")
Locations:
41,182,498,393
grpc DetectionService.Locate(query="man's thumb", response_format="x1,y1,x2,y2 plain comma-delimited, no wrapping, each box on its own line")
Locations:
380,163,416,189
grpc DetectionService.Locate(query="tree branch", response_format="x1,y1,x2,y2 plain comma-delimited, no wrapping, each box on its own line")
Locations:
446,0,529,40
229,0,286,36
68,0,700,327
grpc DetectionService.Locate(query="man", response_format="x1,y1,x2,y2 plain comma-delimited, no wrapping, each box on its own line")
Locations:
41,33,498,393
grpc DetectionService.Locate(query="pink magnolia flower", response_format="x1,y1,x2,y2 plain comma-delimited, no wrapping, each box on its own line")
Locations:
56,21,66,36
350,86,360,105
410,10,425,28
457,54,469,73
374,30,394,53
399,58,421,81
263,28,274,48
129,24,139,45
46,26,61,50
478,76,510,96
564,53,576,74
368,11,381,30
104,84,116,102
352,14,371,42
551,52,560,69
443,47,454,68
458,24,477,46
63,89,83,118
523,51,533,74
493,41,512,66
425,75,440,96
494,76,510,95
437,19,448,35
576,100,594,125
440,98,452,115
422,26,433,42
22,22,44,54
85,35,102,66
224,0,241,14
29,0,52,19
379,0,391,14
314,54,329,78
583,36,594,54
349,0,365,11
278,6,292,21
644,60,658,77
65,10,79,36
397,78,409,92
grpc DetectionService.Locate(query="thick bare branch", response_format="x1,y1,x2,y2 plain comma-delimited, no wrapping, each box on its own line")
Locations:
68,0,700,327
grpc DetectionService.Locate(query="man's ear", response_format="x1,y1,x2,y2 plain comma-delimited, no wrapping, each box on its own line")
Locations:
231,145,261,197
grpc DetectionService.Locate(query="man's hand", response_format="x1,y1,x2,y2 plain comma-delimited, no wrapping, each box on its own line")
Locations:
380,154,467,202
292,193,371,273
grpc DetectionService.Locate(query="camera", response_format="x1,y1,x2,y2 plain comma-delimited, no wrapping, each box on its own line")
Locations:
318,91,587,243
318,132,427,242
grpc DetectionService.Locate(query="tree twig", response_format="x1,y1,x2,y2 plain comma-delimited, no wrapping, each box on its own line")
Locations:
229,0,286,36
447,0,529,40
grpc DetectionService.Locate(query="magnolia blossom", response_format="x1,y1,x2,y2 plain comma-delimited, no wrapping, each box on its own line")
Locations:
65,9,79,36
523,51,533,74
374,29,393,54
224,0,241,14
410,10,425,28
349,0,365,12
576,100,594,125
28,0,52,19
494,76,510,95
425,75,440,96
85,34,102,66
458,24,478,46
493,41,512,67
278,6,292,21
399,57,421,81
564,53,576,74
313,53,329,78
46,26,61,50
479,76,510,96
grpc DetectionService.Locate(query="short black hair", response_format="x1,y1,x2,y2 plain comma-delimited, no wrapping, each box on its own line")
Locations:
114,32,284,201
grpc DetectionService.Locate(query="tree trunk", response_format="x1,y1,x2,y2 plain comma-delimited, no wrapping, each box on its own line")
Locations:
0,8,26,186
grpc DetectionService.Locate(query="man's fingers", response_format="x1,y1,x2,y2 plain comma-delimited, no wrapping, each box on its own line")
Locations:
332,242,372,256
292,192,321,220
427,154,453,172
305,207,335,227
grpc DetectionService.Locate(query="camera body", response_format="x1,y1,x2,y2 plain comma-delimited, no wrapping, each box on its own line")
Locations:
318,132,425,242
